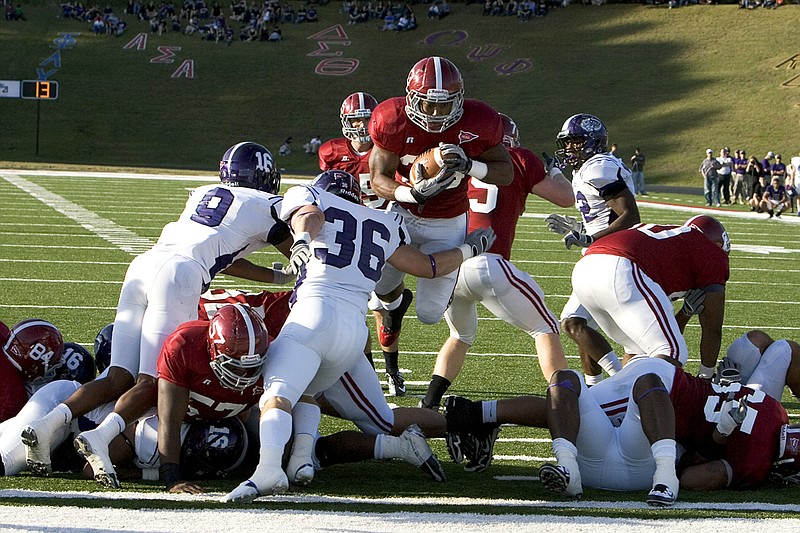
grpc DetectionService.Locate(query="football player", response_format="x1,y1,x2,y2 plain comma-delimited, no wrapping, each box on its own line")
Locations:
22,141,293,489
420,113,573,416
367,56,514,396
223,169,496,503
317,91,407,393
720,330,800,401
544,114,640,386
572,215,730,371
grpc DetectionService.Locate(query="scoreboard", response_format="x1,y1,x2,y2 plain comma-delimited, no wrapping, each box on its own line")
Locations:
0,80,59,100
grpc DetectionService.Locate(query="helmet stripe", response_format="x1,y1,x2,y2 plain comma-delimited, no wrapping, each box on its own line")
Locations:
433,56,443,89
232,304,257,355
227,142,251,164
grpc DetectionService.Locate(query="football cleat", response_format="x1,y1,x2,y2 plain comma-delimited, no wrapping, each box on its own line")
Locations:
21,424,54,476
378,289,413,347
386,370,406,397
223,468,289,503
398,424,446,482
74,432,121,489
463,424,500,473
646,483,677,507
285,455,315,487
539,463,583,499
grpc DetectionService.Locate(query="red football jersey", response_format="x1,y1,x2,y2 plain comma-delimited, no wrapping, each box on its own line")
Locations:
0,354,27,422
369,97,504,219
318,137,387,210
670,368,787,489
156,321,264,421
468,146,545,260
198,289,291,343
584,224,730,297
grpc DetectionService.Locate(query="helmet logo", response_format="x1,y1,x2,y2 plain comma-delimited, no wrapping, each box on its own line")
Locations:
580,116,603,133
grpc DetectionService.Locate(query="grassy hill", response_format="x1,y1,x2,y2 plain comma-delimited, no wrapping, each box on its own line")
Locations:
1,1,798,184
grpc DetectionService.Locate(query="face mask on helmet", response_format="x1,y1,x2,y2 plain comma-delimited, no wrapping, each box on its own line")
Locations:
772,424,800,484
499,113,520,149
219,141,281,194
93,323,113,373
3,319,64,385
56,342,97,384
405,56,464,133
682,215,731,254
341,92,378,144
555,114,608,169
208,304,269,391
180,417,249,478
311,170,363,205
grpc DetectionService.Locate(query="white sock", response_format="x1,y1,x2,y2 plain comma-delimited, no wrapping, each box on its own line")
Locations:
90,412,126,445
482,400,497,424
374,434,401,460
38,403,73,431
598,351,622,375
651,438,679,492
291,401,321,439
385,292,405,311
585,373,603,386
552,437,578,466
259,408,292,452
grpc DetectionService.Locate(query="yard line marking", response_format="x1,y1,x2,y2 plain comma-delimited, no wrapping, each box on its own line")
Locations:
1,174,154,255
0,304,116,310
1,278,122,284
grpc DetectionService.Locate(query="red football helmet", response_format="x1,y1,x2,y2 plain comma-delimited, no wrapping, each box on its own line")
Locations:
3,319,64,385
405,56,464,133
773,424,800,484
499,113,520,148
208,304,269,391
340,92,378,144
682,215,731,253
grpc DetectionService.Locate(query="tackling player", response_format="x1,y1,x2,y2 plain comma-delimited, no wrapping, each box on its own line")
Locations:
367,56,514,396
419,113,573,419
544,114,640,385
22,141,292,489
223,169,496,503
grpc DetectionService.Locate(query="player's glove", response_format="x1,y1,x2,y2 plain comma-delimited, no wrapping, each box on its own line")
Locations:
463,227,497,258
545,214,584,236
680,288,706,317
285,235,312,276
714,357,741,386
410,164,457,204
541,152,563,175
270,262,293,285
716,395,748,437
439,143,472,175
563,230,594,250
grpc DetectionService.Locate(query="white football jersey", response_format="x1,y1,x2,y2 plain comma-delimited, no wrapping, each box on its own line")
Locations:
570,153,635,236
280,185,409,303
154,184,287,285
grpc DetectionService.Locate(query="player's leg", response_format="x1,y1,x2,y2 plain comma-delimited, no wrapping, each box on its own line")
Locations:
539,369,583,498
284,396,320,486
372,266,410,396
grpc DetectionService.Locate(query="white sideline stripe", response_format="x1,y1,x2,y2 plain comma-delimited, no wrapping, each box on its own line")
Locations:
0,304,116,310
1,278,122,284
498,438,552,443
0,258,130,265
1,174,154,255
496,455,555,462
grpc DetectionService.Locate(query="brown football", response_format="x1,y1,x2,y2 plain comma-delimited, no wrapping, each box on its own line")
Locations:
409,147,445,185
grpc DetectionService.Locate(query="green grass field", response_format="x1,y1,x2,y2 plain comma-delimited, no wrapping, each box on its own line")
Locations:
2,2,799,185
1,170,799,519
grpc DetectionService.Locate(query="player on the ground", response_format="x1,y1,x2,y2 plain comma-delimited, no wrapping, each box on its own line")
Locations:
367,56,514,396
318,91,407,390
419,113,573,419
572,215,730,372
223,169,496,503
544,114,640,385
22,141,292,488
719,330,800,401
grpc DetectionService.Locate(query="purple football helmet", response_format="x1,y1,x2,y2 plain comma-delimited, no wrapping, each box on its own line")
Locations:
555,113,608,169
311,170,362,205
219,141,281,194
56,342,97,384
180,417,249,478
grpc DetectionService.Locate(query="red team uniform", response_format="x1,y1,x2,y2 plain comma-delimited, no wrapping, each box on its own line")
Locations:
318,138,386,210
197,289,292,342
156,321,263,421
468,145,546,260
369,97,504,219
670,369,788,489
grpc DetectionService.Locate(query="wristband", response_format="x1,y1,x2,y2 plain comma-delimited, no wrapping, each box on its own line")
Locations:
428,254,437,278
458,243,474,261
469,160,489,181
159,462,181,489
294,231,311,244
394,186,418,204
698,364,715,379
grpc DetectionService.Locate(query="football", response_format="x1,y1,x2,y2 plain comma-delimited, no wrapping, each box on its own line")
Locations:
408,147,446,185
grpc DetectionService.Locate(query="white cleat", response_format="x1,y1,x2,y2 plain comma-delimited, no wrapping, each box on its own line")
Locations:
647,483,678,507
223,468,289,504
286,459,315,487
398,424,446,482
539,463,583,499
74,431,120,489
21,422,55,476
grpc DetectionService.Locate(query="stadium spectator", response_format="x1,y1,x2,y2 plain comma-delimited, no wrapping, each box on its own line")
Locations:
760,176,788,218
748,174,767,212
268,25,282,41
278,136,292,155
730,149,747,204
716,147,733,205
699,148,721,207
761,151,775,181
744,155,762,205
771,154,787,181
629,147,647,196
